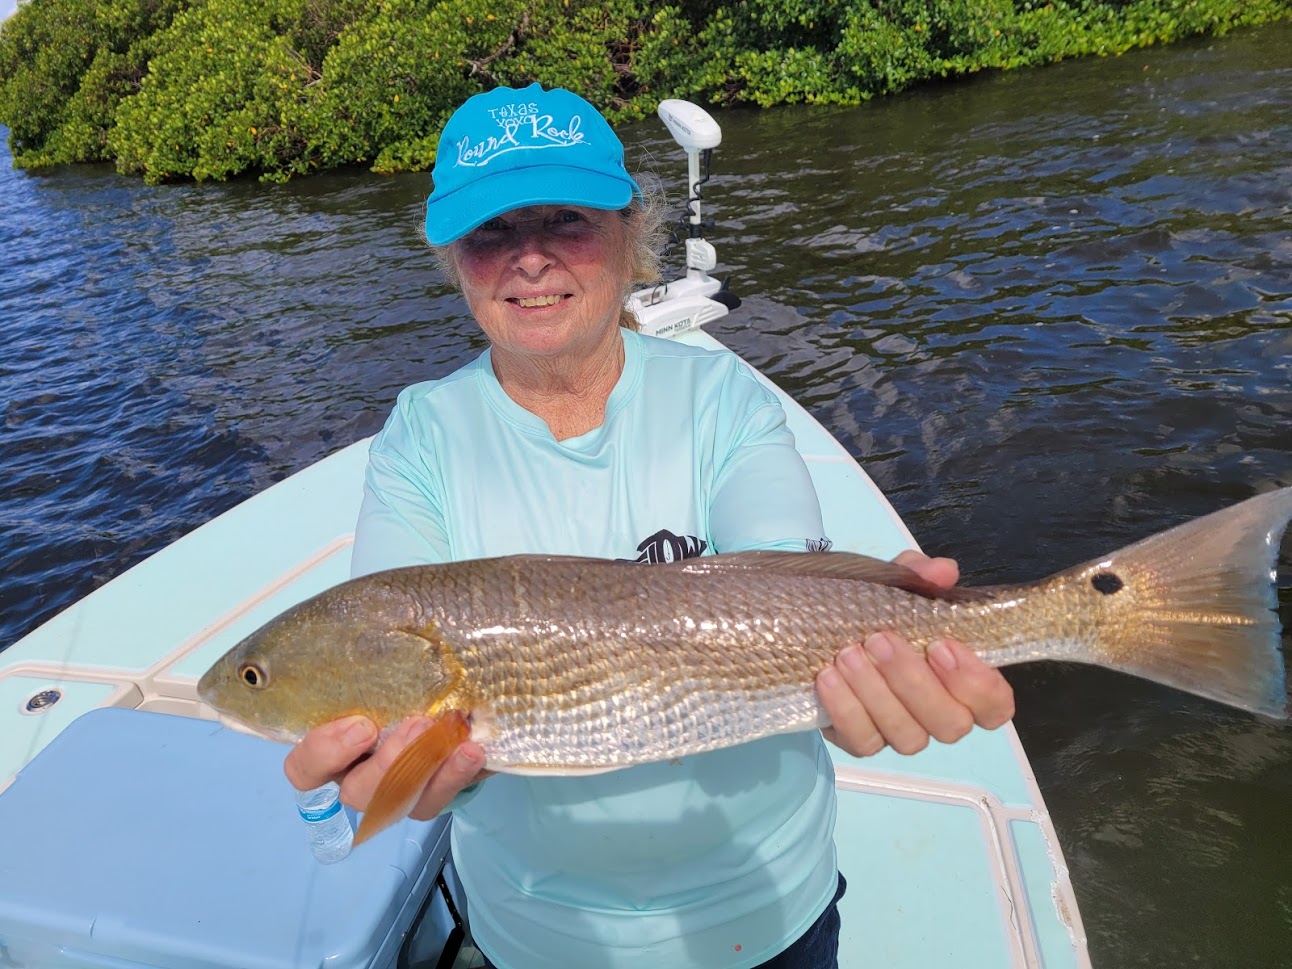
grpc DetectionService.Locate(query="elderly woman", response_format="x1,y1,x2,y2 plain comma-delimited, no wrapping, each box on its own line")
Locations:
286,84,1014,969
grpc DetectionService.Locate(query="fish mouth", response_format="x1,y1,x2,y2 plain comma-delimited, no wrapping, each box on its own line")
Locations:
195,669,218,704
211,711,298,745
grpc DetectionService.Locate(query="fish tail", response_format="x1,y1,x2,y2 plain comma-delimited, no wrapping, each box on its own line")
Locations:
1088,486,1292,718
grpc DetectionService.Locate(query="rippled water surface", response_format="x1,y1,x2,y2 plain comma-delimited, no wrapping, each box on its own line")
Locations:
3,22,1291,967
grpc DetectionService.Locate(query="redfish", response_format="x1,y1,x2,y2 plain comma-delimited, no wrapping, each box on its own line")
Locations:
198,486,1292,846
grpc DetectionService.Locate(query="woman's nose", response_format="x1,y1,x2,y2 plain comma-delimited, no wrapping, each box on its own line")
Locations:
510,227,553,276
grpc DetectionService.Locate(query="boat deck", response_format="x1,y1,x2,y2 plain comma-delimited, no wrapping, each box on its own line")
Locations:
0,326,1087,968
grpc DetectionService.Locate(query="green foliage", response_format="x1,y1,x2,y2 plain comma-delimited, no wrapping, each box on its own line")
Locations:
108,0,298,181
304,0,497,175
1,0,1289,181
633,5,740,102
483,0,656,121
0,0,181,165
835,5,933,97
46,45,152,163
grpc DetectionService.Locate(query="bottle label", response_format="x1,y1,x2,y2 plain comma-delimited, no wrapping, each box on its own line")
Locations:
298,799,342,823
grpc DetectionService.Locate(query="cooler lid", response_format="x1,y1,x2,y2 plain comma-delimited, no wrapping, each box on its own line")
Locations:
0,707,449,969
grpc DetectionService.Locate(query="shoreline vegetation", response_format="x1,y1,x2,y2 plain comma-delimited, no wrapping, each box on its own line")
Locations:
1,0,1288,184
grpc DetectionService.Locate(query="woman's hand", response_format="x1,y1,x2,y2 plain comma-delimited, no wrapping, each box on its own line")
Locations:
816,550,1016,757
284,714,490,820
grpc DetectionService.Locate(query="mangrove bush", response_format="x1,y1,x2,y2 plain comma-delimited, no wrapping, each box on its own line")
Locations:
1,0,1288,182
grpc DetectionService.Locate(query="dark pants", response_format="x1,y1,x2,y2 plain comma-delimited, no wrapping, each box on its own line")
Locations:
479,873,847,969
752,872,847,969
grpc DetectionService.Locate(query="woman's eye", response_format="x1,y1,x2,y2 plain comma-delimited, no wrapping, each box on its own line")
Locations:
461,220,510,249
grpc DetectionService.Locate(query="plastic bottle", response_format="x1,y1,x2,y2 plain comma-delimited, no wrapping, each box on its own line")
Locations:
294,782,353,863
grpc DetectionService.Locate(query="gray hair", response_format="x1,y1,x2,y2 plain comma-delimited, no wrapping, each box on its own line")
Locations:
432,183,669,332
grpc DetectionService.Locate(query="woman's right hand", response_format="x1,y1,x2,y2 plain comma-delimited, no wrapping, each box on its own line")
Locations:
284,715,490,820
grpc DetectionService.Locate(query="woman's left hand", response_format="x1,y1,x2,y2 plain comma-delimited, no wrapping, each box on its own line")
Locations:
816,550,1016,757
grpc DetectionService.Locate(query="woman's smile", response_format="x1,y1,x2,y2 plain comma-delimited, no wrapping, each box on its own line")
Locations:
508,293,571,308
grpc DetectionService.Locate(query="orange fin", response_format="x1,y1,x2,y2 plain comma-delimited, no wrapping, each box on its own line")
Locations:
353,711,470,847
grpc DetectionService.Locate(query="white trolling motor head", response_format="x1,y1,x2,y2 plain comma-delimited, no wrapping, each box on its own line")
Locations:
657,99,723,153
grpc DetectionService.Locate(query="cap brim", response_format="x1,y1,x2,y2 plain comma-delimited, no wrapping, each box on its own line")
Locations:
425,165,636,245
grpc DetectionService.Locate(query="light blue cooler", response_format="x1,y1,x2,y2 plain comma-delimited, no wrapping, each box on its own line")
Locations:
0,707,457,969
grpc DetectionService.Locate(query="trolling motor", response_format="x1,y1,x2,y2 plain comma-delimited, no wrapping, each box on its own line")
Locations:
657,99,723,280
630,99,741,338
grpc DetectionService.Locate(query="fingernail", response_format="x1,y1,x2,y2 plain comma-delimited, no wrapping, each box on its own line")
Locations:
863,633,894,663
404,717,433,740
930,640,957,671
343,719,376,746
839,645,868,672
455,747,483,771
818,666,843,689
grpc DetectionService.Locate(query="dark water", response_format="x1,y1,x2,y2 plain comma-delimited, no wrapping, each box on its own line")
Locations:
3,22,1291,967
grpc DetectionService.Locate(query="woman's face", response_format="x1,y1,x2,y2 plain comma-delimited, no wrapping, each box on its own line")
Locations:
450,205,631,364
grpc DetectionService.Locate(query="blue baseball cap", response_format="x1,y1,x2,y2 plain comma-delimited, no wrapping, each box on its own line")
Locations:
424,84,639,246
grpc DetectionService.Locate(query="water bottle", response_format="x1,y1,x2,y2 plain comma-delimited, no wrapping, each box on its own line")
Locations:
294,782,353,864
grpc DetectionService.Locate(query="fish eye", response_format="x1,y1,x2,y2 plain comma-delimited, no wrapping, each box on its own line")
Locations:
238,662,269,689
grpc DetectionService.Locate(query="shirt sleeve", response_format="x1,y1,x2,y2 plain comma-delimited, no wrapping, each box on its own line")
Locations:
350,400,453,578
706,366,827,554
350,399,479,815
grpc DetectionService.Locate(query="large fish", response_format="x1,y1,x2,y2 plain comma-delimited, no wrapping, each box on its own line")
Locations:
199,486,1292,846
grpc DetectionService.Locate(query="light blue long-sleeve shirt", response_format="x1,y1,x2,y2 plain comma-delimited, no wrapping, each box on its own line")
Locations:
353,328,838,969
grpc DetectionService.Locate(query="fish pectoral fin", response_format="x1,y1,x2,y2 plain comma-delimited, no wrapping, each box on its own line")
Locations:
677,550,990,602
353,710,471,847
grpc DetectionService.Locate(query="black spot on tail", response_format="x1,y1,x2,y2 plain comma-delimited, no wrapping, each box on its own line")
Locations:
1091,572,1124,595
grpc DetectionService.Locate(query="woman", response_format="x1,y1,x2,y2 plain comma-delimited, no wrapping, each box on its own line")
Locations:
286,83,1014,969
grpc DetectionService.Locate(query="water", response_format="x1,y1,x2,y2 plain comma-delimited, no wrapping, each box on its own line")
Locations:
3,22,1290,967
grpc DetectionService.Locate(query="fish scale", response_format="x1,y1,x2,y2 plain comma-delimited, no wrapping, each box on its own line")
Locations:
432,566,1012,766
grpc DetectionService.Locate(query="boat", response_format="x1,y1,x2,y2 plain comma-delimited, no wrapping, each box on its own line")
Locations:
0,100,1091,969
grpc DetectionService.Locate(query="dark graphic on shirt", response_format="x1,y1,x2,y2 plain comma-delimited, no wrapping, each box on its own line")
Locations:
624,531,833,562
626,529,708,564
